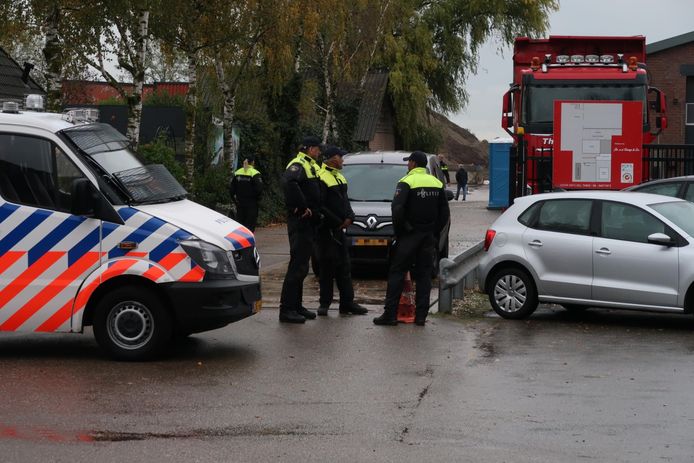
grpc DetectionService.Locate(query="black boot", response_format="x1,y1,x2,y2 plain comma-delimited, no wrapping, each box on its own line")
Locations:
339,303,368,315
297,306,317,320
279,310,306,324
373,312,398,326
317,305,330,316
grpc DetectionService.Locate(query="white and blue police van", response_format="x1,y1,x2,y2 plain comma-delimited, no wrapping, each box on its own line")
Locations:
0,99,261,360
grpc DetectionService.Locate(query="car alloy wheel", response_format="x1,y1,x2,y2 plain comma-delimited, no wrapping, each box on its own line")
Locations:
488,268,538,319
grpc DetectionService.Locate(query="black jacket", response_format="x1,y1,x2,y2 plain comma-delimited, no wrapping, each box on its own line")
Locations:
391,167,450,237
455,168,468,185
282,152,322,218
319,165,354,229
230,167,262,202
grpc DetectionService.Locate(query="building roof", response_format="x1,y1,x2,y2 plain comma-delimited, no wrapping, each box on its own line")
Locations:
647,31,694,55
0,47,44,102
352,72,389,142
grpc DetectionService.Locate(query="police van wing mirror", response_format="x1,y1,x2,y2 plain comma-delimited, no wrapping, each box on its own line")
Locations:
70,178,124,225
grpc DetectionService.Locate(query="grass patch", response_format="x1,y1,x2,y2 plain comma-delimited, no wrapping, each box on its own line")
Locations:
450,289,492,319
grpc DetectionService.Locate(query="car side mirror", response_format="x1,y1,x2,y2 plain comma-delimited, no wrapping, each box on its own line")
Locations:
71,178,124,224
445,190,454,201
647,232,675,246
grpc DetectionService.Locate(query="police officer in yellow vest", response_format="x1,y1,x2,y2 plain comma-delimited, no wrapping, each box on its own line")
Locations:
229,156,263,231
374,151,450,326
438,154,450,185
316,146,368,316
279,136,323,323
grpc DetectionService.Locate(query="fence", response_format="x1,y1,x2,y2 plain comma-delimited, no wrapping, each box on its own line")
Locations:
511,144,694,199
437,241,484,314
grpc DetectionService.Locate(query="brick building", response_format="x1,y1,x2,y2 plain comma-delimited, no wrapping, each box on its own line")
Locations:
647,31,694,144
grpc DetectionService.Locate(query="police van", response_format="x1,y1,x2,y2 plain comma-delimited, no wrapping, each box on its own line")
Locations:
0,99,261,360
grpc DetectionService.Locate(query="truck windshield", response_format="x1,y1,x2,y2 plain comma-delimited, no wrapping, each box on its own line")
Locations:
523,83,647,126
61,123,187,204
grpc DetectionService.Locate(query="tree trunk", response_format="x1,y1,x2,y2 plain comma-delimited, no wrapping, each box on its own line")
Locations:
126,9,149,151
321,40,337,143
214,56,236,169
184,50,197,192
42,3,62,112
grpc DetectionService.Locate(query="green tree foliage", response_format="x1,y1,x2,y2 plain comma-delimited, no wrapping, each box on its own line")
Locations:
0,0,556,224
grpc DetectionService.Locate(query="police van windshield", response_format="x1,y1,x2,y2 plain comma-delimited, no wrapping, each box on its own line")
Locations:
61,123,187,204
342,163,408,202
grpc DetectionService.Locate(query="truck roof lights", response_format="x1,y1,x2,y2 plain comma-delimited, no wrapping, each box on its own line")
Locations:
585,55,599,64
62,108,100,124
556,55,570,64
628,56,639,71
570,55,585,64
600,54,615,64
530,56,541,71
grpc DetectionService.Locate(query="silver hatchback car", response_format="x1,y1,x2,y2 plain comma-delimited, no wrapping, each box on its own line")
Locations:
479,191,694,319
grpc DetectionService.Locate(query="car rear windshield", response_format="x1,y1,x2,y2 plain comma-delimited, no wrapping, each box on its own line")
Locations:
342,163,408,201
650,201,694,237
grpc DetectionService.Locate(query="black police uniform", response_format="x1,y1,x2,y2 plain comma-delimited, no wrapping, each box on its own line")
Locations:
230,164,262,231
316,155,367,315
279,149,322,322
374,154,450,325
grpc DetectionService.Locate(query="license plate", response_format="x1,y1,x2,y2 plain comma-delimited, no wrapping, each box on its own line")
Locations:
253,300,262,313
353,238,389,246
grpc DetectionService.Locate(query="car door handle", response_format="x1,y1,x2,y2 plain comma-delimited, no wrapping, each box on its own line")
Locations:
595,248,611,255
527,240,543,247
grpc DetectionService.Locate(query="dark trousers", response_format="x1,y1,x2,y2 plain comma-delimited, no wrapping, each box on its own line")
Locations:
383,231,436,320
317,229,354,307
455,184,467,200
280,215,315,313
236,201,259,231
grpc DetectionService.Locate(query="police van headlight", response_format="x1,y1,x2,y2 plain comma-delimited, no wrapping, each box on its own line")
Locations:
180,239,235,278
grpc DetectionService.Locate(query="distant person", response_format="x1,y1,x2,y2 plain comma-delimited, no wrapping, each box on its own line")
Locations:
374,151,450,326
229,156,263,231
316,146,368,316
279,136,323,323
438,154,450,185
455,164,468,201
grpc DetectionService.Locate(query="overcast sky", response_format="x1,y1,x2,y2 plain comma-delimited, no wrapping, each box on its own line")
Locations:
449,0,694,142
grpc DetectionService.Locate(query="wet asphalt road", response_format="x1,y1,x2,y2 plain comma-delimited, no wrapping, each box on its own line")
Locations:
2,186,694,462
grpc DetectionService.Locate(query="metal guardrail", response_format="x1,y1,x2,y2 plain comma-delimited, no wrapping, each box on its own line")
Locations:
437,240,485,313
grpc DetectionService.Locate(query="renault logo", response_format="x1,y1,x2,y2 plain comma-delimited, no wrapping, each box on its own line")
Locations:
366,215,378,230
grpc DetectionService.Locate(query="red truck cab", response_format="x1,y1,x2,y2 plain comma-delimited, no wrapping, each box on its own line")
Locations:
502,36,667,195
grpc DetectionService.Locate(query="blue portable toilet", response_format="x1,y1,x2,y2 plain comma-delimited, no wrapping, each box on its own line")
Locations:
488,138,513,209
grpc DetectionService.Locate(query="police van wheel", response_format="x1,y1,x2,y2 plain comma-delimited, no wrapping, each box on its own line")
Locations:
93,286,173,361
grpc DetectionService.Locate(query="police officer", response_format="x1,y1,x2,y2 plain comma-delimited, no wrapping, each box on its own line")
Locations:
229,156,263,231
373,151,450,326
438,154,450,185
316,146,368,316
279,136,323,323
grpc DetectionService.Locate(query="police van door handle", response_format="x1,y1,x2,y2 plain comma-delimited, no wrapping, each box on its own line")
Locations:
595,248,611,255
527,240,543,247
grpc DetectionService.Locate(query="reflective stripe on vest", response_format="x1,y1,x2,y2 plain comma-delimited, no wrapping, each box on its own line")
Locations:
286,152,319,179
398,167,443,189
234,167,260,177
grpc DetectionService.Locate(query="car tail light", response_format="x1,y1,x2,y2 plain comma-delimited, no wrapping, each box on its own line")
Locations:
484,229,496,251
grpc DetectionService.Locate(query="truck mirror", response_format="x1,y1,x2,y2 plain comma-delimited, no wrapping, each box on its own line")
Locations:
502,91,514,130
649,87,666,113
656,115,667,130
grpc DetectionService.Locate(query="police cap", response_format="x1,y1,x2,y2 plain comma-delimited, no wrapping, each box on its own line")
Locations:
403,151,428,167
301,136,322,148
323,145,348,159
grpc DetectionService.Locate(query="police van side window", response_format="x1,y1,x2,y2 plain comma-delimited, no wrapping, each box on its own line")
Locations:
0,133,86,213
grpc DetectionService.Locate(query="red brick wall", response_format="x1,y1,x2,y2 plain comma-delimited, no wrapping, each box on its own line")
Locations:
647,41,694,144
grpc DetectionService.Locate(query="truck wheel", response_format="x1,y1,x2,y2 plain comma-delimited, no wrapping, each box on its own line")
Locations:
488,267,538,319
93,286,173,361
